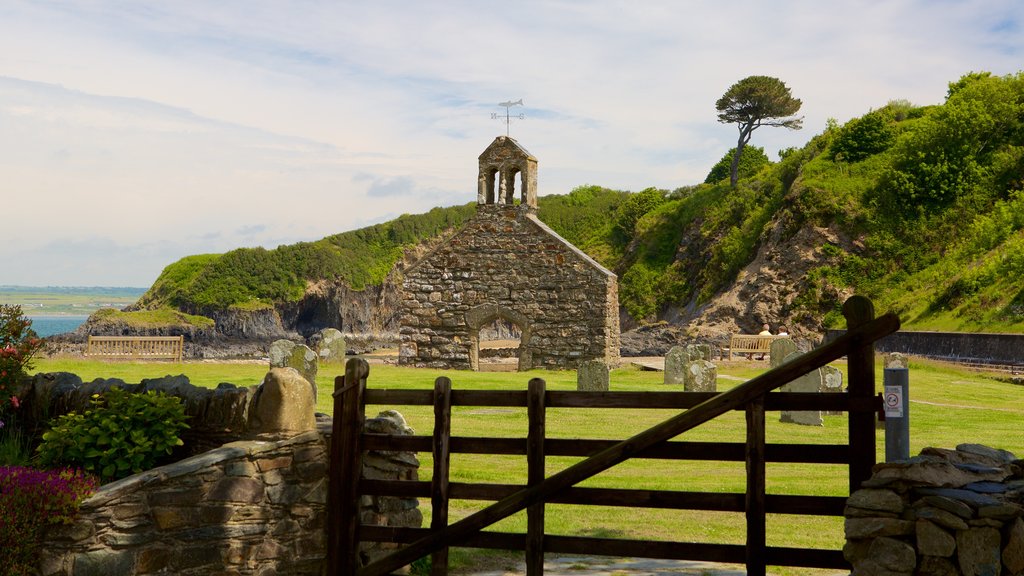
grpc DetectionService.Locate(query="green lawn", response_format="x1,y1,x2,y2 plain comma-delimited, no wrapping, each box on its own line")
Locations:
26,356,1024,574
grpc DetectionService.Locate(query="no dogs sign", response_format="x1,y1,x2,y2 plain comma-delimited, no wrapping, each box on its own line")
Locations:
883,385,904,418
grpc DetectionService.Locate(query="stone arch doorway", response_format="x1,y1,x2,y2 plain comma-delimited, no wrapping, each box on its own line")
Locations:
465,304,532,371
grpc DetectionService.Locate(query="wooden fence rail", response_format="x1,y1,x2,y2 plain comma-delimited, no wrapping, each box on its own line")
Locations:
328,296,900,575
85,335,184,361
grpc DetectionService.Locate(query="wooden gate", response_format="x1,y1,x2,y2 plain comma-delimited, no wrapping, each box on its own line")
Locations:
327,296,900,575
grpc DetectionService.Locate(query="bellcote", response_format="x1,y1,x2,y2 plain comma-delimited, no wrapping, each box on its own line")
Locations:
477,136,538,210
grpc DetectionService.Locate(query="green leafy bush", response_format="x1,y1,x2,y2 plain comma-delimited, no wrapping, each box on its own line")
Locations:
36,388,189,482
831,111,894,162
0,466,97,575
704,146,770,184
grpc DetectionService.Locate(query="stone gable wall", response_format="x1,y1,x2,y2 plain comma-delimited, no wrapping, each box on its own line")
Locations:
399,204,620,370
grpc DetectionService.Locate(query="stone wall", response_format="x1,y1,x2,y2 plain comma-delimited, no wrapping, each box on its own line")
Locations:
38,416,422,575
824,329,1024,368
39,431,329,576
19,372,256,457
400,204,620,370
844,444,1024,575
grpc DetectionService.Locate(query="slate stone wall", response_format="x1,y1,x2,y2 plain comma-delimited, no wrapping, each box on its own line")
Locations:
844,444,1024,575
399,204,620,370
38,419,422,576
39,431,329,576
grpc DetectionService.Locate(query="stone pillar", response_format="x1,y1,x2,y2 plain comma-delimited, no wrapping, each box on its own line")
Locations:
359,410,423,567
269,340,318,400
248,368,317,439
577,360,610,391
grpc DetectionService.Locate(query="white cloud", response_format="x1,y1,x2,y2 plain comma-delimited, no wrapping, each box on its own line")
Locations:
0,0,1022,285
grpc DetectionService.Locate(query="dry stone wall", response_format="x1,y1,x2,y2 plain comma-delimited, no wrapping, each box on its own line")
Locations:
400,204,619,370
38,417,422,576
844,444,1024,575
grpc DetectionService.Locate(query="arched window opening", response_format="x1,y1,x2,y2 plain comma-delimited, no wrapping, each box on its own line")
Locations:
485,168,498,204
476,317,522,372
503,168,520,205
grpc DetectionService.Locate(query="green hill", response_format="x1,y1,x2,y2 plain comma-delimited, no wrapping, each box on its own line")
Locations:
124,71,1024,335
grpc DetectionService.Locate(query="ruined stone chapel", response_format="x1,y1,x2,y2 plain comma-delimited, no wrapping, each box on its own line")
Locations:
399,136,620,370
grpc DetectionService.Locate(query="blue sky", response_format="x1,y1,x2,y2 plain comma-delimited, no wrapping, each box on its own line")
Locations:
2,1,1023,286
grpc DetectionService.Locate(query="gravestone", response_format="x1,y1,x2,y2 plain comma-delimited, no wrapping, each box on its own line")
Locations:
315,328,346,363
664,346,687,385
884,352,909,369
684,359,717,392
270,341,319,400
820,365,844,415
577,360,610,391
769,338,798,369
685,343,713,362
779,351,823,426
247,368,316,439
268,339,296,367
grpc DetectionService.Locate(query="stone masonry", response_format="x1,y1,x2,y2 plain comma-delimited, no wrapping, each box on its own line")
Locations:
844,444,1024,575
399,136,620,370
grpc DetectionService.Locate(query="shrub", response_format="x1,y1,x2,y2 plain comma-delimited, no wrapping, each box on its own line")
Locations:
831,111,894,162
0,305,44,417
705,146,770,184
0,466,97,575
36,388,189,482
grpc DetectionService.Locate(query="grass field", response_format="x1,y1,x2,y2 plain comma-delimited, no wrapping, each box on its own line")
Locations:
0,286,145,316
26,356,1024,574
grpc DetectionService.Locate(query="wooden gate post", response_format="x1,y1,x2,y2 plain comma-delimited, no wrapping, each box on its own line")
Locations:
431,377,453,576
327,358,369,575
526,378,547,575
844,296,878,492
745,395,766,576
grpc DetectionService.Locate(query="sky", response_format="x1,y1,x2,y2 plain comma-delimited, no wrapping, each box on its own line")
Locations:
2,1,1023,287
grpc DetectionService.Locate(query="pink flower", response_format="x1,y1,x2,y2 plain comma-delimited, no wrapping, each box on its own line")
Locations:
10,396,19,409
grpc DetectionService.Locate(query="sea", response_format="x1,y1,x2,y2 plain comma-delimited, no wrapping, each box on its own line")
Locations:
28,315,89,338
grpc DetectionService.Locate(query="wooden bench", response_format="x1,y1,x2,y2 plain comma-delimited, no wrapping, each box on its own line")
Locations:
725,334,783,359
86,336,184,361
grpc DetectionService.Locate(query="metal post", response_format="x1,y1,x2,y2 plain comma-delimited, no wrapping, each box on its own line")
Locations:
883,368,910,462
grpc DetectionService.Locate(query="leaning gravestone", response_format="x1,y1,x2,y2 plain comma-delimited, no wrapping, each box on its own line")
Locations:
577,360,610,391
247,367,317,440
684,359,717,392
664,346,687,385
779,351,823,426
769,338,798,369
884,352,909,369
316,328,346,363
820,365,844,415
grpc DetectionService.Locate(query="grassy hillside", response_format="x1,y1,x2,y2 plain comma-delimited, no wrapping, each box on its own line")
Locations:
126,71,1024,334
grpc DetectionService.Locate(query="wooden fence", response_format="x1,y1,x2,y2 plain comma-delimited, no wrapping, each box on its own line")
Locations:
327,296,900,575
85,335,184,361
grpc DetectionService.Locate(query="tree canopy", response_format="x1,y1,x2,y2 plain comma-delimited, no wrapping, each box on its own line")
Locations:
716,75,803,187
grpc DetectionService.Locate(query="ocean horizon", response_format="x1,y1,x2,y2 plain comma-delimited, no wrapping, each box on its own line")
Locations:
28,315,89,338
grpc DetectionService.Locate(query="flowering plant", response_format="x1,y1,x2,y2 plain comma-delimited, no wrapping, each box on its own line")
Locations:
0,466,98,575
0,305,44,430
0,305,44,419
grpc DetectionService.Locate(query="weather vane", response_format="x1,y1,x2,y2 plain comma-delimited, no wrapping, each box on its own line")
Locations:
492,99,524,136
